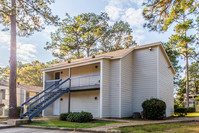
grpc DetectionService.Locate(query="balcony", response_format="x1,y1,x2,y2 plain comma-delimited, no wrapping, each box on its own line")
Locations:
45,73,100,91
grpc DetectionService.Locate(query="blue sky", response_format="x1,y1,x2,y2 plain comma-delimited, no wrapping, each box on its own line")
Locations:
0,0,179,67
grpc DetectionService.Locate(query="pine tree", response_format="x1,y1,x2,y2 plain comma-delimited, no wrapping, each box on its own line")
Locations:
0,0,59,118
143,0,199,107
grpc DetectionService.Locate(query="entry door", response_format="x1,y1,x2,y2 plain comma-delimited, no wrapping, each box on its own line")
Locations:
53,99,60,115
53,72,61,115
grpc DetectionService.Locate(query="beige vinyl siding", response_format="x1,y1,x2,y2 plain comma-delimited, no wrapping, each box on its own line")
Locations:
132,46,158,113
45,90,100,117
59,90,100,117
158,47,174,116
109,59,121,117
100,59,110,117
121,52,133,117
100,59,121,118
43,103,54,116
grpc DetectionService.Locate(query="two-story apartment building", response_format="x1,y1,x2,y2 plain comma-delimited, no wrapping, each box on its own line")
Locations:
41,42,175,118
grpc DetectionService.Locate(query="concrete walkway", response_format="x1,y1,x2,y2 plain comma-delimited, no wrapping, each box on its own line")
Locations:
85,117,199,132
0,124,13,129
2,117,199,133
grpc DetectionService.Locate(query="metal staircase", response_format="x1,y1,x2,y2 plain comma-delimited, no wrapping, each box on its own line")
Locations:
20,78,70,120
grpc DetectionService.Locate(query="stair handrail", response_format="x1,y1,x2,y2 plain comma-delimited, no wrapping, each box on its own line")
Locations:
20,79,62,118
28,78,70,113
21,79,62,106
29,88,69,120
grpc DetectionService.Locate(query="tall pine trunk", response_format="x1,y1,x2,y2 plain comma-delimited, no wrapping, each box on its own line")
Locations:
9,0,17,118
185,50,189,107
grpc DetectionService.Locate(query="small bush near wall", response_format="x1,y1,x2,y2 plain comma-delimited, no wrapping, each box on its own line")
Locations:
67,111,93,122
174,104,179,111
142,98,166,120
195,97,199,101
186,107,195,113
59,113,70,121
175,107,187,116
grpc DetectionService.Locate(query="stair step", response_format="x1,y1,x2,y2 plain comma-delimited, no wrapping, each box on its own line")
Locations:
20,83,69,120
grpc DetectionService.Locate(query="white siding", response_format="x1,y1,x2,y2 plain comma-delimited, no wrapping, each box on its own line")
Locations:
109,59,121,117
58,90,100,117
100,59,110,117
158,47,174,116
46,90,100,117
132,46,158,113
121,52,133,117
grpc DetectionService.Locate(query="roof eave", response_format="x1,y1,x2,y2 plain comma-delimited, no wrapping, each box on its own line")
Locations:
42,56,112,71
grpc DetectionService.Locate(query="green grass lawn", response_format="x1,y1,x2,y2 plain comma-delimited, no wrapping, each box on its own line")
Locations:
28,119,120,128
117,122,199,133
186,112,199,117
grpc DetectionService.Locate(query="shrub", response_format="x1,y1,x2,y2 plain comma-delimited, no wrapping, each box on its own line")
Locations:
195,97,199,101
142,98,166,120
174,104,179,111
59,113,70,121
174,107,187,116
186,107,195,113
67,111,93,122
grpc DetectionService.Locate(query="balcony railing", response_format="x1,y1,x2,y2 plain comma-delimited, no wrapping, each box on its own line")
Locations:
45,73,100,91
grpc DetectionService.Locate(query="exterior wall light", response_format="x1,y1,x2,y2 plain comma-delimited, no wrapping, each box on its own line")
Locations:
149,47,152,51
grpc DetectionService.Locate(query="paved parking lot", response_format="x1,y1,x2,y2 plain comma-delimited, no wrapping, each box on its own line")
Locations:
0,127,83,133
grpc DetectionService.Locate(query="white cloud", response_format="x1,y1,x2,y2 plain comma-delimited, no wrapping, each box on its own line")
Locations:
133,29,145,44
42,26,57,40
105,0,145,44
105,6,123,21
121,8,144,28
0,31,37,62
17,42,37,62
0,31,10,43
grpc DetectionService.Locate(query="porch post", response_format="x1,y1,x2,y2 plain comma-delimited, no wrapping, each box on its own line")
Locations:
68,68,71,113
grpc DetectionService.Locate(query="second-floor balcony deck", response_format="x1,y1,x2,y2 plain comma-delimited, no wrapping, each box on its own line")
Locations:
45,73,100,91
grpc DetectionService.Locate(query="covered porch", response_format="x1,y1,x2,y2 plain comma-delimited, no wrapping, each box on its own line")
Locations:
43,62,102,117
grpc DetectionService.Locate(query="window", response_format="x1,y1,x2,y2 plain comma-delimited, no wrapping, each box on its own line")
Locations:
2,90,5,100
55,72,60,79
